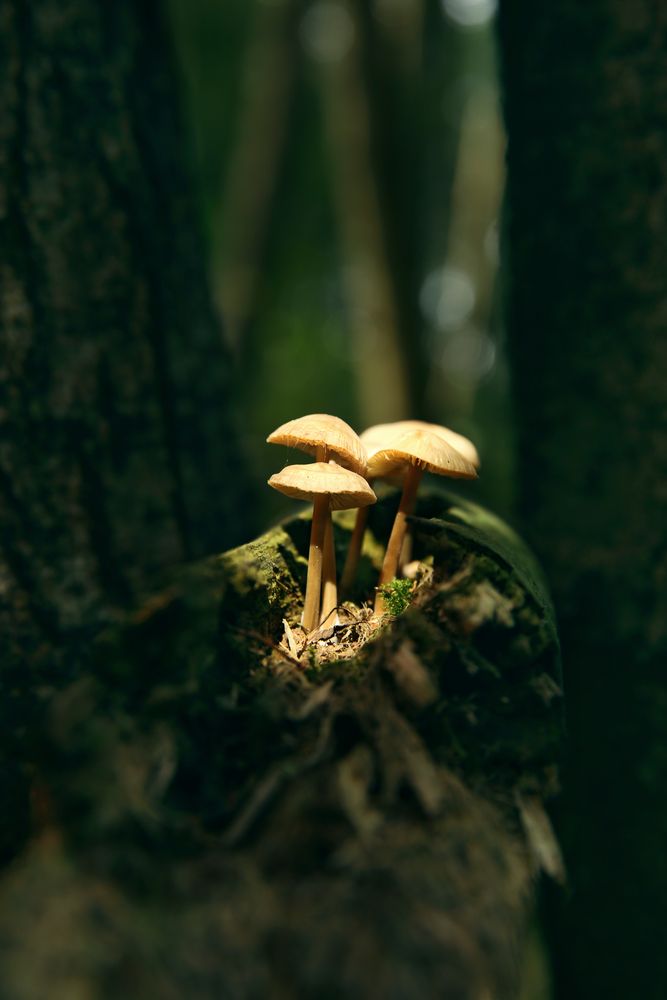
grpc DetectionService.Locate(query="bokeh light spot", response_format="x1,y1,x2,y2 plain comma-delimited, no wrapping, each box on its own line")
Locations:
420,265,476,333
442,0,497,28
300,2,355,63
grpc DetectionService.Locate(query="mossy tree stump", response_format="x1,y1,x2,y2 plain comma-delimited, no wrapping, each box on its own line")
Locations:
0,493,562,1000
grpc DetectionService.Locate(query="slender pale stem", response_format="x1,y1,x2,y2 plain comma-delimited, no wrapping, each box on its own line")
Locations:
320,512,338,627
399,529,413,570
303,494,329,633
340,503,369,596
316,445,338,627
375,464,422,615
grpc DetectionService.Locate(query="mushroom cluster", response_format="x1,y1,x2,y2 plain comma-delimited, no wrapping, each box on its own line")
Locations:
267,413,478,633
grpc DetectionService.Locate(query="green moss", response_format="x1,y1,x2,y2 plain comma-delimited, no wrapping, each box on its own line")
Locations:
378,578,415,617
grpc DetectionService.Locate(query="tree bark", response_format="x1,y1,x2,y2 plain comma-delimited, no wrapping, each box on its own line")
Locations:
0,0,251,652
498,3,667,996
0,0,249,858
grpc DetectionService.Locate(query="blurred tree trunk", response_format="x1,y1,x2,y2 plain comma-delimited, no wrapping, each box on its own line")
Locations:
0,0,249,855
498,3,667,997
357,0,465,420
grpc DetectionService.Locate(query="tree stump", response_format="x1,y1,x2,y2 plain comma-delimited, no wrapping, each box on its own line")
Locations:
0,492,562,999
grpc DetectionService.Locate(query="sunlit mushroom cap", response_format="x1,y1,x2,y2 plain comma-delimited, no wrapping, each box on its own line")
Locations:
361,419,479,469
366,427,477,480
267,414,366,476
359,422,411,459
268,462,377,510
426,423,479,468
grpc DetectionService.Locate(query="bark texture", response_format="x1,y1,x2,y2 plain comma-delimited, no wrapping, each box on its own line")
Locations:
0,0,249,859
498,3,667,996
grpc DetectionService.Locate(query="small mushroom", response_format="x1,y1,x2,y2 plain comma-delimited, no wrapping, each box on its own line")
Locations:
268,414,367,626
371,427,477,615
268,462,376,633
362,419,479,469
267,413,366,475
340,419,479,595
382,421,479,567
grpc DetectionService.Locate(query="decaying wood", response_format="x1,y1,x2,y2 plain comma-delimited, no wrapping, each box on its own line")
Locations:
0,493,562,999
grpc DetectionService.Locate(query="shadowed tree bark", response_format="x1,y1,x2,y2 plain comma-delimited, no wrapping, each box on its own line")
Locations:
0,0,250,857
498,3,667,997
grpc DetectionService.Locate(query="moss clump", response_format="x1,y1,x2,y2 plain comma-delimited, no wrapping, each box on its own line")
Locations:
378,578,415,617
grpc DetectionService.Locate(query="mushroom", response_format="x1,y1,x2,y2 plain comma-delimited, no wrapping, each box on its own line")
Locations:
371,426,477,615
267,414,366,474
268,462,376,633
340,420,479,595
362,419,479,469
267,414,368,627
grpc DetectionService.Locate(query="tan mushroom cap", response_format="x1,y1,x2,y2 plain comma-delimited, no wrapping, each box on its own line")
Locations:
361,419,479,469
267,413,366,476
268,462,377,510
367,426,477,480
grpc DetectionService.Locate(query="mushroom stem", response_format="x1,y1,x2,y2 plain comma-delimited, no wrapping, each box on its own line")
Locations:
317,446,338,627
375,464,423,614
340,504,369,596
303,493,329,633
399,529,413,570
320,513,338,627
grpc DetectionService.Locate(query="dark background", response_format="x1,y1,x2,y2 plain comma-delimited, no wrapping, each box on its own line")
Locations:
168,0,512,524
